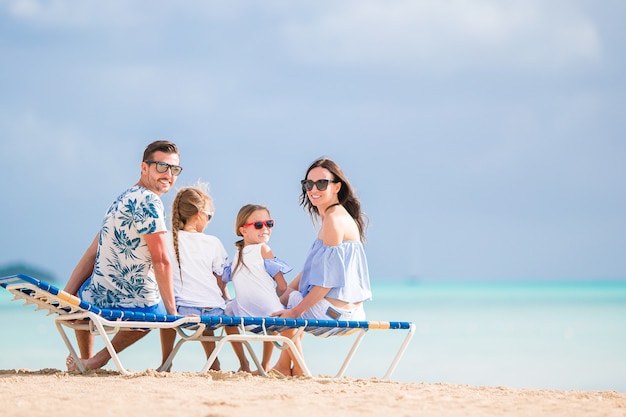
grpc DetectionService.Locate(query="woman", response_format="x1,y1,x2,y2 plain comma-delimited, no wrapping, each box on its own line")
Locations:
271,157,372,376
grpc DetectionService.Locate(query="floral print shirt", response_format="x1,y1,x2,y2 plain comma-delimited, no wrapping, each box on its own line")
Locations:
81,185,167,308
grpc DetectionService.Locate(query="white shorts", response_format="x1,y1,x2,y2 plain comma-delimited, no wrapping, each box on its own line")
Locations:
287,291,366,321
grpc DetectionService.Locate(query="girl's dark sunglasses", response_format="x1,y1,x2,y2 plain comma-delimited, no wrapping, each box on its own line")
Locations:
242,220,275,229
145,160,183,176
301,179,339,192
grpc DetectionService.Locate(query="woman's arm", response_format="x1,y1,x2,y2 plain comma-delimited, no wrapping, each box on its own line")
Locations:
272,285,330,318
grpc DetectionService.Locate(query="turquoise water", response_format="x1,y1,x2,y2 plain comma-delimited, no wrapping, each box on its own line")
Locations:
1,280,625,392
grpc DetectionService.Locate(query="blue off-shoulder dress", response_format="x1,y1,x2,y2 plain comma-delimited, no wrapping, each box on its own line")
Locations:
299,239,372,303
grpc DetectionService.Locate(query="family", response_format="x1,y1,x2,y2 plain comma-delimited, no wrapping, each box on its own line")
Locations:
63,140,372,377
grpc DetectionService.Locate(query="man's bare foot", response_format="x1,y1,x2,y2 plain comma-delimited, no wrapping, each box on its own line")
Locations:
66,355,89,372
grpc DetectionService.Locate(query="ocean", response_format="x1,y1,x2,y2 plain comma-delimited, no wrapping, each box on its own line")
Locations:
1,279,625,392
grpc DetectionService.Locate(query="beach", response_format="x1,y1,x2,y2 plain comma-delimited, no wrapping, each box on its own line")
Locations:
1,369,625,417
2,280,626,394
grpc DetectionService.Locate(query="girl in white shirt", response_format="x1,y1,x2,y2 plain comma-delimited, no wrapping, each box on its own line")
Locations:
223,204,292,372
159,183,250,372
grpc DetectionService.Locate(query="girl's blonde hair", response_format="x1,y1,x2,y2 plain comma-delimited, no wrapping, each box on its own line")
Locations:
170,182,213,281
232,204,270,277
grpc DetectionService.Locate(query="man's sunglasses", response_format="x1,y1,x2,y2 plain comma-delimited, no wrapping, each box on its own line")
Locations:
145,160,183,176
242,220,275,229
301,179,339,192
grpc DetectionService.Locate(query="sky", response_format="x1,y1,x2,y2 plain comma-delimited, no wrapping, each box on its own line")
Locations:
1,0,625,283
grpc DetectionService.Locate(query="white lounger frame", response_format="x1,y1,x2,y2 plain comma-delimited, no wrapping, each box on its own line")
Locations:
1,274,415,379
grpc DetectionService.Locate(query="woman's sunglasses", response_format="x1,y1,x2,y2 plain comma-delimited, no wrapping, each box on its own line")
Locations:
145,160,183,176
242,219,275,229
301,179,339,192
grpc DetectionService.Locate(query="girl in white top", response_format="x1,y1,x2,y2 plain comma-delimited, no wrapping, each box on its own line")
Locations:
223,204,292,372
158,183,251,373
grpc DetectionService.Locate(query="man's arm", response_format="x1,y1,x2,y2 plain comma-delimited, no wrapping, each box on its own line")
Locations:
144,231,177,315
64,233,99,295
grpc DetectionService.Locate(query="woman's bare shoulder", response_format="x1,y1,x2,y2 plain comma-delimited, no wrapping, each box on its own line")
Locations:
320,210,360,244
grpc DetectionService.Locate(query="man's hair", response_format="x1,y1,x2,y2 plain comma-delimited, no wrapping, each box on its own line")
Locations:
143,140,179,161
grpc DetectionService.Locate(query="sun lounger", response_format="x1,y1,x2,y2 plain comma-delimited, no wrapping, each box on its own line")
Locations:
0,273,415,379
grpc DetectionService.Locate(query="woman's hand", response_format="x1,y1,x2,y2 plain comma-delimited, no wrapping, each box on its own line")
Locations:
271,308,298,319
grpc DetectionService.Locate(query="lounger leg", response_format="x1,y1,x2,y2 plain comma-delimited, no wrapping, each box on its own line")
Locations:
200,337,231,373
240,340,264,375
160,336,188,372
333,329,367,378
54,319,86,374
199,334,311,377
198,337,264,374
87,319,132,375
382,323,416,380
282,339,311,377
269,328,313,377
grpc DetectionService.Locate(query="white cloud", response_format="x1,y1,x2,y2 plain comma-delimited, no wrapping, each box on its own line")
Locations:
282,0,602,73
4,0,246,28
7,0,107,26
6,1,602,73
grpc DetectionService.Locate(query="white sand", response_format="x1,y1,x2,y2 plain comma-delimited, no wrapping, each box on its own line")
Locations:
1,369,624,417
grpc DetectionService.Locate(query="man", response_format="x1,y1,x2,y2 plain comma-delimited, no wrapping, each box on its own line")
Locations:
64,140,182,371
